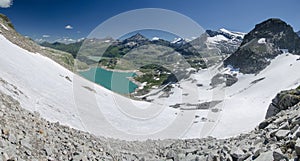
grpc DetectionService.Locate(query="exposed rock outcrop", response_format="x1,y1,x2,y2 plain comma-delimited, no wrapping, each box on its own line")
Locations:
266,86,300,118
210,73,238,87
0,14,87,71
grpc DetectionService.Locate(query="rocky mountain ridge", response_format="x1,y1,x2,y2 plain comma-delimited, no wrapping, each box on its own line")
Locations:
0,14,83,71
224,18,300,74
41,28,243,69
42,29,244,96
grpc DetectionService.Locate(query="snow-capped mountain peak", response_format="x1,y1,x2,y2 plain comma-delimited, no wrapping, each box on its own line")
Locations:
219,28,246,39
224,18,300,74
151,37,160,41
206,28,246,42
204,28,245,53
171,37,184,44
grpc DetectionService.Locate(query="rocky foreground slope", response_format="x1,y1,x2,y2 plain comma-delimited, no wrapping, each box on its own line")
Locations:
1,88,300,161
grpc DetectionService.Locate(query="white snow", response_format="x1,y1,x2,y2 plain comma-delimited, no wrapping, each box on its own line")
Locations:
0,34,180,140
258,38,266,44
181,54,300,138
184,38,191,42
206,28,245,49
207,35,229,43
0,23,9,31
280,49,289,54
152,37,160,41
1,34,300,140
171,37,183,44
220,28,246,38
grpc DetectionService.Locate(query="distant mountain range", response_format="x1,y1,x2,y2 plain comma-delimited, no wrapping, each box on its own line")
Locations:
40,41,83,58
40,28,245,95
41,28,244,69
39,18,300,76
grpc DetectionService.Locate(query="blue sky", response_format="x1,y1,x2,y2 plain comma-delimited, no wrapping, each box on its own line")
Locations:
0,0,299,43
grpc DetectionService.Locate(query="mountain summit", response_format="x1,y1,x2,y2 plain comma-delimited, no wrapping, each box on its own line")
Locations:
224,18,300,73
241,18,300,52
124,33,148,43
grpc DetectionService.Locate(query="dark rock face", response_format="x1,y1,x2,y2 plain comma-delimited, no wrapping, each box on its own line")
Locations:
266,87,300,119
297,31,300,37
210,73,238,87
0,14,14,29
224,74,238,86
241,18,300,52
123,33,149,45
224,18,300,74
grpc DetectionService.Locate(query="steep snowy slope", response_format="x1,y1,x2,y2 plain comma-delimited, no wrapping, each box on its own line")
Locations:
0,34,185,140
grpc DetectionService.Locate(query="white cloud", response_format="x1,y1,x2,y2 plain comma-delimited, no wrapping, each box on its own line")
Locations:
65,25,73,30
0,0,13,8
42,35,50,38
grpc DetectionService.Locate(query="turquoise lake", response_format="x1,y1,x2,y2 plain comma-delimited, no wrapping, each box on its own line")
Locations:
79,67,138,94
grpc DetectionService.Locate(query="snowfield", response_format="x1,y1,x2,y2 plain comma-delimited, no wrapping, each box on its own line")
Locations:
207,35,229,43
258,38,266,44
0,34,300,140
220,28,245,38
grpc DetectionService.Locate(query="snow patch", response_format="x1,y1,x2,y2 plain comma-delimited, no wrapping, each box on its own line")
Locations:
207,35,229,43
0,23,9,31
220,28,245,38
171,37,183,44
152,37,160,41
258,38,266,44
280,49,289,54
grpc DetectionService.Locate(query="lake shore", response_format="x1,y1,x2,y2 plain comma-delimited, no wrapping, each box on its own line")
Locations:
79,66,141,94
76,64,141,73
